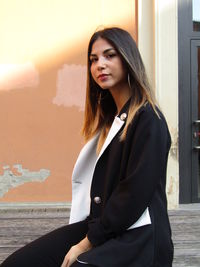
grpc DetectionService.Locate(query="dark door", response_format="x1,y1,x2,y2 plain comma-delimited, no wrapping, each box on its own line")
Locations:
191,40,200,202
179,0,200,203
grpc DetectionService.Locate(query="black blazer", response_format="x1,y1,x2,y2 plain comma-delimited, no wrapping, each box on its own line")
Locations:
76,101,173,267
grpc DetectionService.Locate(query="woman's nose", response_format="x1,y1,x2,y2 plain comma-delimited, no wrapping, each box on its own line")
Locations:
97,57,106,70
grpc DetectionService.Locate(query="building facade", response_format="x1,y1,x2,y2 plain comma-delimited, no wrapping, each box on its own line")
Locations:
0,0,199,209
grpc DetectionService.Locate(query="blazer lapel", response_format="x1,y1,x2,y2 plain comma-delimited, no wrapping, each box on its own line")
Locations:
97,115,126,161
96,98,131,161
70,133,99,224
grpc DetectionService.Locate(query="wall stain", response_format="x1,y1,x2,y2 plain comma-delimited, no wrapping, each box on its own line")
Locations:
169,126,178,160
167,176,174,195
0,164,50,197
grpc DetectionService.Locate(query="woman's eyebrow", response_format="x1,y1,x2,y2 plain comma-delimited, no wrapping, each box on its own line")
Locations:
103,48,116,54
90,48,116,57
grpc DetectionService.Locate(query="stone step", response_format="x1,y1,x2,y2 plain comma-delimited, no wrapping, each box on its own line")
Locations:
0,204,199,266
168,206,200,267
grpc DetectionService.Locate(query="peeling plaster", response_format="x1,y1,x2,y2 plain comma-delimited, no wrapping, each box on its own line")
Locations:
167,174,179,209
0,164,50,198
53,64,87,111
169,126,179,161
167,176,175,196
166,126,179,209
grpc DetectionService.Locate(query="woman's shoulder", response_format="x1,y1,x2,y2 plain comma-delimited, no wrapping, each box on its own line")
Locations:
124,102,171,147
137,102,165,121
133,102,170,134
130,102,171,144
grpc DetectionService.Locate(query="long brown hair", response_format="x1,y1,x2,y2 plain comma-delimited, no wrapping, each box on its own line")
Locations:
82,27,158,147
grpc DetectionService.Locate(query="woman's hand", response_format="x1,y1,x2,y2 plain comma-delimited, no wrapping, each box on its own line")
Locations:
61,236,92,267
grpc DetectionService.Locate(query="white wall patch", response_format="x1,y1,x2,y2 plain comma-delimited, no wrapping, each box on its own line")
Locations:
53,64,86,111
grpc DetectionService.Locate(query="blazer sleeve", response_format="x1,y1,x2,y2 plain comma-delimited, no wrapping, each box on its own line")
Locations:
87,108,171,246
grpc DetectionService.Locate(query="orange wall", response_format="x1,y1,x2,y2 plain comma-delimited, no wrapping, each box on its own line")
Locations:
0,0,137,203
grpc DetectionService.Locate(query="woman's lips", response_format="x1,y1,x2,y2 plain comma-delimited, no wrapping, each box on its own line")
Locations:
98,74,109,81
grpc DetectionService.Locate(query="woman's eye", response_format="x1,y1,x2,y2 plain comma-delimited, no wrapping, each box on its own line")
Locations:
90,58,97,63
106,53,116,59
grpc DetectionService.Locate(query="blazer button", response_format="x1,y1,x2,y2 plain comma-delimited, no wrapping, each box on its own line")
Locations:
120,113,127,121
94,196,101,204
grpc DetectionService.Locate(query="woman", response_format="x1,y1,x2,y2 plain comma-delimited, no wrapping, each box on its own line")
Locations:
1,27,173,267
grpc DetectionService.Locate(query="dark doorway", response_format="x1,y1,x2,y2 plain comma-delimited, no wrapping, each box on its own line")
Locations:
179,0,200,203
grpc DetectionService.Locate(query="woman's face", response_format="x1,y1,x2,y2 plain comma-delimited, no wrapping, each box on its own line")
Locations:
89,38,127,91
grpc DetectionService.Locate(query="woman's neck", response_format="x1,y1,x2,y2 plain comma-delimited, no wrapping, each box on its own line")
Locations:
109,84,131,114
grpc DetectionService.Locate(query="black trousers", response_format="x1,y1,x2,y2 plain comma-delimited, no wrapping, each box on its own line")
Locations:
1,220,96,267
